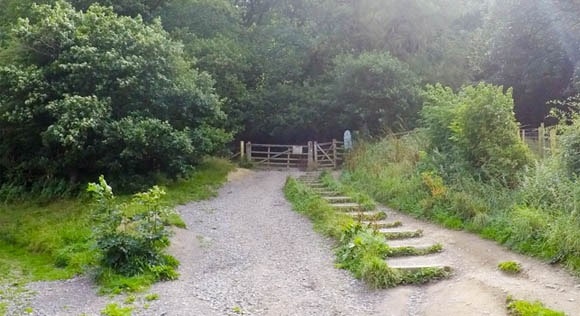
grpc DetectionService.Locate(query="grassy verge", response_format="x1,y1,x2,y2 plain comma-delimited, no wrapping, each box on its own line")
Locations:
506,296,565,316
343,134,580,275
0,158,234,297
284,177,450,288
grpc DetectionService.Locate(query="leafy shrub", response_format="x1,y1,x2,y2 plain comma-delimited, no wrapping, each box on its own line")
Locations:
100,303,133,316
422,83,532,186
87,176,179,279
560,120,580,176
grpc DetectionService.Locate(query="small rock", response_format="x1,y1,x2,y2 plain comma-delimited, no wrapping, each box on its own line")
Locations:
569,298,575,302
545,284,557,289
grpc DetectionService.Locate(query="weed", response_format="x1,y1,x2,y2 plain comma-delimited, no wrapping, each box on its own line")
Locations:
124,295,136,304
498,261,522,274
144,293,159,301
506,296,564,316
100,303,133,316
232,306,243,314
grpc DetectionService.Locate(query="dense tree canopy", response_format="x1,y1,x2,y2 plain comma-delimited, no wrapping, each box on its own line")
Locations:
1,0,579,193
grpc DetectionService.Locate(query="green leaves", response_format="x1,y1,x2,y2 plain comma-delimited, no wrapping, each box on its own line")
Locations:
422,83,532,186
0,1,229,191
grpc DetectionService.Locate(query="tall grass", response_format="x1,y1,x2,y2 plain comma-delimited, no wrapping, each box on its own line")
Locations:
344,133,580,274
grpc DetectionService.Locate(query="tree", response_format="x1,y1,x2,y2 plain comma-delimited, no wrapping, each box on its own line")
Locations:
0,1,229,189
328,52,422,135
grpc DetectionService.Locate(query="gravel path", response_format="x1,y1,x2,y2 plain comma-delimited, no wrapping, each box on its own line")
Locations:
25,170,394,315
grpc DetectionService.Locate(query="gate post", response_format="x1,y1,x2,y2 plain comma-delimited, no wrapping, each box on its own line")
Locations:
307,141,314,170
332,139,337,169
246,142,252,162
240,141,245,159
313,141,318,167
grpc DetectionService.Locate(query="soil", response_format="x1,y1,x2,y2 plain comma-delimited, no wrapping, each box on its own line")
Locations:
23,169,580,315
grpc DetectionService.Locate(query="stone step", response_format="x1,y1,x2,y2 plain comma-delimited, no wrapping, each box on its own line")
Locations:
390,265,452,276
382,229,423,240
386,244,444,258
322,196,353,202
306,183,327,188
363,220,402,229
314,190,341,196
347,211,387,221
386,254,451,269
387,238,439,248
329,202,361,210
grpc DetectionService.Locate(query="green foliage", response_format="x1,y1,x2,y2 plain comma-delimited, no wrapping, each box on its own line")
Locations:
344,130,580,275
329,52,422,134
498,261,522,274
506,296,565,316
422,83,532,186
0,1,230,193
100,303,133,316
144,293,159,301
88,176,179,278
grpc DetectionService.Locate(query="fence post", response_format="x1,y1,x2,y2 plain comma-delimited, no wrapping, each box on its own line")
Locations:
267,145,271,169
550,128,557,155
240,141,245,159
539,123,545,158
307,141,314,170
332,139,337,169
246,142,252,162
521,129,526,143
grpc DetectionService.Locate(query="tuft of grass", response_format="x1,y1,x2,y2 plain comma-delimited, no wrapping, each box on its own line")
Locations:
498,261,522,274
144,293,159,301
506,296,565,316
100,303,133,316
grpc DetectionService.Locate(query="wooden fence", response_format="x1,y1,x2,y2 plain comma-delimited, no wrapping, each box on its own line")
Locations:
520,123,558,158
240,140,344,170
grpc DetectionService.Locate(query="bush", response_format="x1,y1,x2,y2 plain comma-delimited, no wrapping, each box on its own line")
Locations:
0,1,230,194
498,261,522,274
422,83,532,186
87,176,179,279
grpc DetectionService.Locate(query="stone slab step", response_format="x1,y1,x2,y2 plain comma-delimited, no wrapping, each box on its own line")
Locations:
315,191,341,196
347,211,387,221
329,202,361,209
382,229,423,240
363,220,403,229
386,254,451,269
322,196,352,202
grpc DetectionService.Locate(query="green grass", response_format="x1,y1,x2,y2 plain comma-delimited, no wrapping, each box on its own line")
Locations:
100,303,133,316
0,158,234,299
506,296,565,316
498,261,522,274
284,177,450,288
343,134,580,276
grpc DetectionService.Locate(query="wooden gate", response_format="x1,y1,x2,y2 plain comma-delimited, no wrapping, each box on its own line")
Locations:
240,140,344,170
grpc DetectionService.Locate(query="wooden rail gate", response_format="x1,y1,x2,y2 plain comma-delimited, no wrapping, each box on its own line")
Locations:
240,140,344,170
